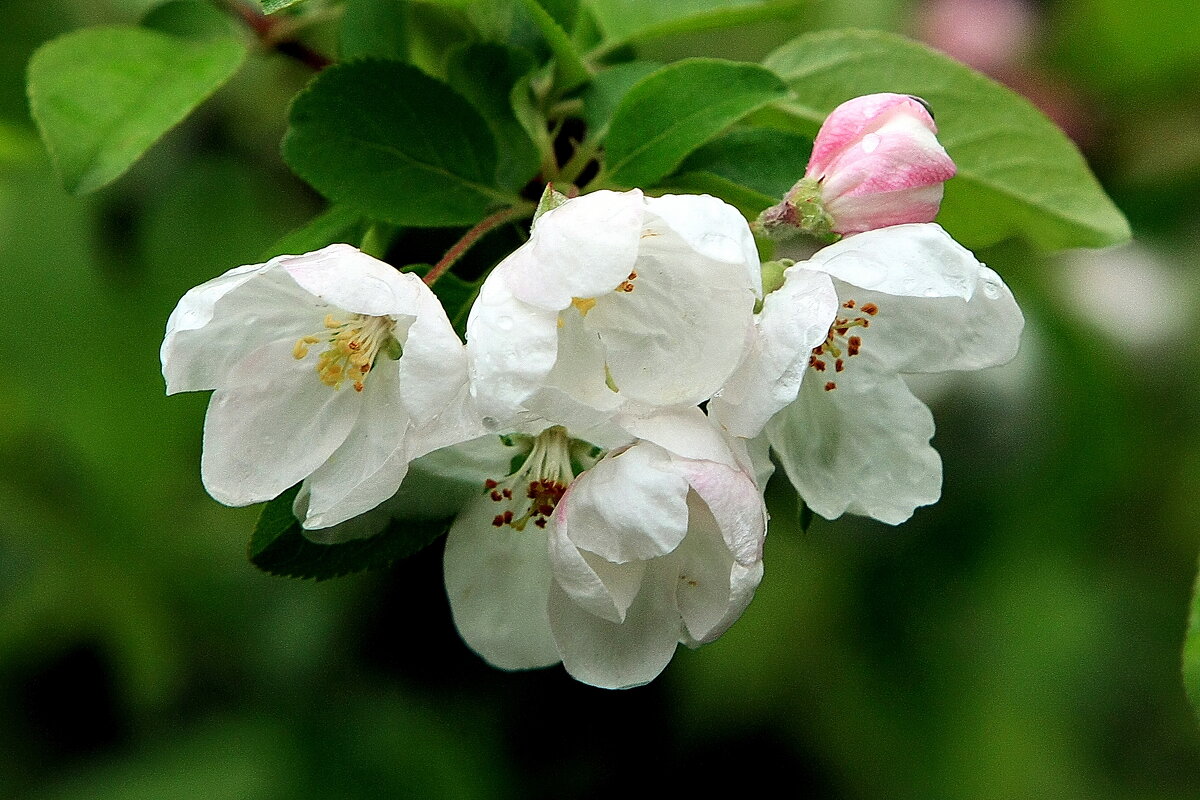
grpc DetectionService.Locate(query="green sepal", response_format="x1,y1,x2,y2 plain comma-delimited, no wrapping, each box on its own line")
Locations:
533,183,569,227
798,497,814,533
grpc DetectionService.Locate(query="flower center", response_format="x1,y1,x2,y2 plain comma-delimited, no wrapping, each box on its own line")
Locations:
809,298,878,391
293,313,400,392
484,426,578,531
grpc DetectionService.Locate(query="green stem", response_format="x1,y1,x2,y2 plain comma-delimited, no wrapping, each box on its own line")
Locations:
424,204,535,287
558,137,602,187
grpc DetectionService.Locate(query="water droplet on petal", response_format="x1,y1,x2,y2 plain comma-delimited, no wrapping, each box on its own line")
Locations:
982,280,1001,299
482,416,500,431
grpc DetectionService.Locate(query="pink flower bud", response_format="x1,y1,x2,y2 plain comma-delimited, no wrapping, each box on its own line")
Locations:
804,93,956,234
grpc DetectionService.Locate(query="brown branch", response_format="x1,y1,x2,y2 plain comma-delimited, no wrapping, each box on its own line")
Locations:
424,205,535,287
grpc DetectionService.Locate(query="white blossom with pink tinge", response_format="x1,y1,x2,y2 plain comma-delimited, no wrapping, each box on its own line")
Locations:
807,93,956,234
761,93,957,237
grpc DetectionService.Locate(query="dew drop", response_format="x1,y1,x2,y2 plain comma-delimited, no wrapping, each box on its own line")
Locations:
482,416,500,431
982,280,1001,299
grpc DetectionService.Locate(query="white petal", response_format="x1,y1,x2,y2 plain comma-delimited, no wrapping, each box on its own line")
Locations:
805,223,980,300
555,442,689,563
681,561,763,647
669,494,736,642
201,338,362,506
298,363,413,529
397,280,476,427
838,267,1023,374
767,365,941,524
614,406,736,466
740,433,776,492
583,232,757,406
161,261,317,394
504,190,644,310
465,271,560,424
524,302,622,424
643,193,762,297
296,485,392,544
443,494,560,671
281,244,424,318
371,434,518,523
547,576,681,689
675,457,767,566
711,267,838,437
547,521,647,623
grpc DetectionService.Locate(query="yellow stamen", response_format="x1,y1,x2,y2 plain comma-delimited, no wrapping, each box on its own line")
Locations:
293,313,398,390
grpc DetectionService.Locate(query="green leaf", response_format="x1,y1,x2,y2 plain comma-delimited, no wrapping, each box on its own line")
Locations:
580,60,660,142
26,26,246,195
763,29,1131,250
260,0,305,12
261,205,367,261
538,0,582,32
517,0,591,91
585,0,807,48
602,58,787,189
510,70,554,174
446,43,541,193
1186,559,1200,724
667,126,811,215
142,0,245,40
283,60,519,227
250,486,448,580
340,0,408,61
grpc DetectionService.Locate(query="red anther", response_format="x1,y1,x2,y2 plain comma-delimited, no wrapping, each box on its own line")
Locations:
824,381,837,391
835,327,849,335
348,341,362,350
861,302,878,315
859,319,870,328
492,515,505,527
814,345,824,355
534,518,547,528
843,299,856,308
353,383,364,392
503,510,514,523
502,488,512,499
484,479,498,489
835,359,844,372
490,491,503,501
848,336,862,356
811,359,826,371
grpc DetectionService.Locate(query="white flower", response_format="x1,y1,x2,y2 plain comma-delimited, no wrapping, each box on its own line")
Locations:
762,223,1024,524
441,410,767,689
547,408,767,689
161,244,479,529
710,267,840,438
466,189,761,432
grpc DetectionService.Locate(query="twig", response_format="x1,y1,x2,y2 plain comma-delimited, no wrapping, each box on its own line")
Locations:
424,205,536,287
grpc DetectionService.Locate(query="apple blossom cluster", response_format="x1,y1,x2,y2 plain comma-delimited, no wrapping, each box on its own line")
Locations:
162,93,1023,688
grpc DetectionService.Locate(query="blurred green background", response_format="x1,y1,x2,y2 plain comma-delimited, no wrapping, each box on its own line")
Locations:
2,0,1199,797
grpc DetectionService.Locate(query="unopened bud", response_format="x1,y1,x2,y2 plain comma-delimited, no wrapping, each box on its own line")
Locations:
760,93,956,238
